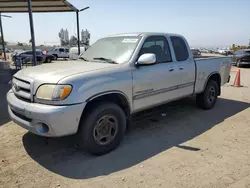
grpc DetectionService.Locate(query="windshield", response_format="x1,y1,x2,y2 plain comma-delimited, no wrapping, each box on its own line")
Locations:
79,36,141,64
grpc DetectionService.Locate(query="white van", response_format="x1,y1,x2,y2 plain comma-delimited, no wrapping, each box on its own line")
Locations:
69,47,86,60
46,47,69,60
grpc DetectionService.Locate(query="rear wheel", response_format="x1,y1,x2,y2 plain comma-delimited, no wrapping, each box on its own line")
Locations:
196,80,219,110
236,59,241,67
78,102,126,155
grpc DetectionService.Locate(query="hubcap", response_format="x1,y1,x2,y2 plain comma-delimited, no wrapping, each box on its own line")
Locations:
208,86,216,104
93,115,118,145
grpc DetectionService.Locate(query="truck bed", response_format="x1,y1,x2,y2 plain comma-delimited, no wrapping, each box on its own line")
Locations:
194,56,232,94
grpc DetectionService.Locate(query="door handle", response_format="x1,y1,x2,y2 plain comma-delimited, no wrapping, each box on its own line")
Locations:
179,67,184,70
169,68,174,72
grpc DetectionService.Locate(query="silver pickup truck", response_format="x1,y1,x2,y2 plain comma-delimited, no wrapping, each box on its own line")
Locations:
7,32,231,155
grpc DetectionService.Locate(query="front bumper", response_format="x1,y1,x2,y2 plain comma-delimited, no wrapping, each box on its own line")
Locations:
240,61,250,65
7,90,86,137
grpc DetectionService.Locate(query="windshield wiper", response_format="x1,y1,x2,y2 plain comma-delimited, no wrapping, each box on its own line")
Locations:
93,57,118,64
79,57,88,61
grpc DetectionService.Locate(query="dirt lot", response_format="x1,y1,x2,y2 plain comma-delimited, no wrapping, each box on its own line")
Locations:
1,67,250,188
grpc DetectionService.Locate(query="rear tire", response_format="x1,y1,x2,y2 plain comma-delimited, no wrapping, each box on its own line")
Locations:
78,102,126,155
236,59,241,68
196,80,219,110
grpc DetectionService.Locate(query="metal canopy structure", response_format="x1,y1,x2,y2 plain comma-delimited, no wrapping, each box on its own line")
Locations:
0,0,87,65
0,0,77,13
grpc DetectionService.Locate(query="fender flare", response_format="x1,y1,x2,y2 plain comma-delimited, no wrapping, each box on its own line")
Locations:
202,72,221,93
85,90,132,112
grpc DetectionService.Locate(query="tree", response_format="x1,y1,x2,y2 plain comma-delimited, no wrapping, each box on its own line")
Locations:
0,36,7,45
60,39,67,46
17,42,23,46
69,36,78,46
29,38,32,44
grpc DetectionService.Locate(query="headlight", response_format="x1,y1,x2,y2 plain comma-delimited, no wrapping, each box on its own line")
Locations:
36,84,72,101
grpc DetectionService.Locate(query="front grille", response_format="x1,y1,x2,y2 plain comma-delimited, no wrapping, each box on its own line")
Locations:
12,77,32,102
16,95,32,103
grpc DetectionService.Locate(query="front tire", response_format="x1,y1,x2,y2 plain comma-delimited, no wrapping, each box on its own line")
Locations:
53,54,58,60
46,57,52,63
196,80,219,110
78,102,126,155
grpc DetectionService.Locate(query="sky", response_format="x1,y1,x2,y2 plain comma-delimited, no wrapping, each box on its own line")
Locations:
2,0,250,48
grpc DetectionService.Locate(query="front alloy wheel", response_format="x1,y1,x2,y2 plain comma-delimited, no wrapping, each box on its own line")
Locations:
78,102,126,155
93,115,118,145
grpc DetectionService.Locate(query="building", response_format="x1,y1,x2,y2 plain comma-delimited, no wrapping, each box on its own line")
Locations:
81,29,90,45
58,28,69,43
59,28,90,46
59,29,65,41
65,29,69,42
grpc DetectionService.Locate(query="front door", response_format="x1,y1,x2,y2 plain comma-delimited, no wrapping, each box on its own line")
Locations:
59,48,65,58
132,35,182,111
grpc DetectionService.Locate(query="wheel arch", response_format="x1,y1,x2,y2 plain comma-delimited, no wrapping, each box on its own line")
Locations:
203,72,221,95
84,91,132,118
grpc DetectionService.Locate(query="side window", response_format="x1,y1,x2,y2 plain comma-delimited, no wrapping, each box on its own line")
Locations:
170,36,189,61
235,50,242,55
25,51,32,55
139,36,172,63
65,49,69,53
59,48,64,52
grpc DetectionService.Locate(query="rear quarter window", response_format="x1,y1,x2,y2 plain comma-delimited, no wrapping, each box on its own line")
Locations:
170,36,189,61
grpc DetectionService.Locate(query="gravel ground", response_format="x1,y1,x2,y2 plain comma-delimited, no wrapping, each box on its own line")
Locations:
0,67,250,188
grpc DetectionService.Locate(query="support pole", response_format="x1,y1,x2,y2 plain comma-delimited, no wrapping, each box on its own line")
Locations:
0,13,6,61
27,0,37,66
76,10,80,55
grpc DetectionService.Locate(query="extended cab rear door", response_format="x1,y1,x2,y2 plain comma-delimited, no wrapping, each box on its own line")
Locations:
169,36,196,96
132,35,183,111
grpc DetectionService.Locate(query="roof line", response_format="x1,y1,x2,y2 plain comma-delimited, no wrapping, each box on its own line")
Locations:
63,0,78,11
0,5,70,8
0,0,78,13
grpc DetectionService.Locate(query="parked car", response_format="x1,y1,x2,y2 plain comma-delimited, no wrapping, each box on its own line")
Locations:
0,48,11,56
200,48,209,53
224,50,233,56
46,47,69,60
191,49,201,58
12,50,54,64
69,47,86,60
232,49,250,67
7,32,231,155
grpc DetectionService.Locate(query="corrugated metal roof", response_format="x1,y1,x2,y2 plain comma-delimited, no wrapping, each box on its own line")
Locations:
0,0,78,13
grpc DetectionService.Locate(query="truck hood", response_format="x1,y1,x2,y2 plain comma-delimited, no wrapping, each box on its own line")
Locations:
14,60,116,83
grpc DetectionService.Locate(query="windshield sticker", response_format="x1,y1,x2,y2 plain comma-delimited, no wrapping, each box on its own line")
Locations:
122,38,138,43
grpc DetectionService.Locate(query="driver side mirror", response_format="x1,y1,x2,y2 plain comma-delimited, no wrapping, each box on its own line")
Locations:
136,53,156,66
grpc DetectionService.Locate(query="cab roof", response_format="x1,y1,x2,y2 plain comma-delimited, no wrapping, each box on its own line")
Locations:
107,32,184,38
